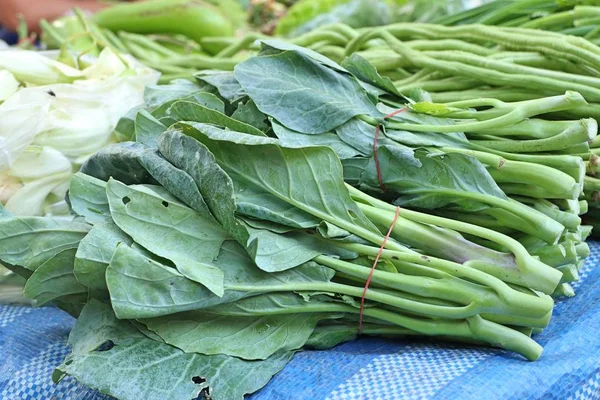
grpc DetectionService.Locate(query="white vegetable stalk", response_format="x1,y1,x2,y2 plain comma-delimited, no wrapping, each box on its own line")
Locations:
0,47,159,216
0,70,19,102
0,50,83,85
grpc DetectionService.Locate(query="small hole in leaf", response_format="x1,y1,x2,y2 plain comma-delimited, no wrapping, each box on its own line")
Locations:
65,360,73,366
348,210,358,219
122,196,131,205
162,201,169,208
192,376,207,385
96,340,115,352
391,256,399,260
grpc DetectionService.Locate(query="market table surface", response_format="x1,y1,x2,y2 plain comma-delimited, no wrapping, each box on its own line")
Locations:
1,242,599,400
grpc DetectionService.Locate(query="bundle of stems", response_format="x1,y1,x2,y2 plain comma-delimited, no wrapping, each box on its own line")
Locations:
208,26,598,294
428,1,600,44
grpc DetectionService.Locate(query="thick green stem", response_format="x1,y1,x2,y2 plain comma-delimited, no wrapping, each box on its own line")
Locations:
499,183,577,200
471,120,578,138
470,119,597,153
327,242,553,317
440,147,579,198
315,255,550,320
232,281,481,319
529,242,578,268
380,92,587,133
347,186,562,293
514,197,582,231
557,264,580,283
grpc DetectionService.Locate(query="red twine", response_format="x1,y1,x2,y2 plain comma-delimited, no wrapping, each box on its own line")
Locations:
373,107,408,190
359,107,407,334
358,205,401,335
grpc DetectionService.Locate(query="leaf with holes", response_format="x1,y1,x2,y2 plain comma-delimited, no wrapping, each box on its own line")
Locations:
57,300,294,400
106,179,229,296
157,127,328,272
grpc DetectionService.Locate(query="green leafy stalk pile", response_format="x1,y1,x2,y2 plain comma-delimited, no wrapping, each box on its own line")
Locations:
216,21,600,244
427,0,600,44
221,37,593,295
0,39,595,398
416,0,600,235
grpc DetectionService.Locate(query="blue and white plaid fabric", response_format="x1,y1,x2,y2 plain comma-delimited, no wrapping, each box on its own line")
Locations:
1,242,599,400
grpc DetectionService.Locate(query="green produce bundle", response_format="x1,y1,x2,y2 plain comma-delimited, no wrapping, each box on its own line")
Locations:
420,0,600,235
0,39,595,399
426,0,600,43
199,24,597,284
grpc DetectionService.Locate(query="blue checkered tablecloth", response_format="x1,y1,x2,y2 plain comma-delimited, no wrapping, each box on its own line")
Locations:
1,242,599,400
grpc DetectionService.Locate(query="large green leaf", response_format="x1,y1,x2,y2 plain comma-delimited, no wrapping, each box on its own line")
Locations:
181,123,382,237
80,143,215,219
234,179,321,229
259,39,347,72
150,92,225,127
335,118,397,156
114,105,142,142
342,53,402,97
140,293,325,360
140,150,215,217
157,128,248,242
195,71,246,103
80,142,157,185
106,241,334,319
234,49,380,134
145,79,199,108
361,147,508,210
244,224,328,272
158,127,363,271
134,110,166,148
0,217,90,270
167,100,265,136
68,172,110,224
106,179,229,296
272,120,363,159
58,300,294,400
23,248,86,306
144,80,224,112
74,222,132,291
304,323,358,350
231,99,269,131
